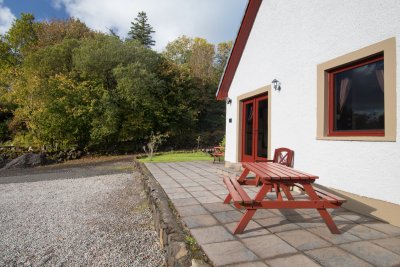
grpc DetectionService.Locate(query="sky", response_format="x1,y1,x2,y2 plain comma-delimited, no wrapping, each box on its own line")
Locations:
0,0,247,51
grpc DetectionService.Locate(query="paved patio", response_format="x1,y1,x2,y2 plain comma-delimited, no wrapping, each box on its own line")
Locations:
145,161,400,267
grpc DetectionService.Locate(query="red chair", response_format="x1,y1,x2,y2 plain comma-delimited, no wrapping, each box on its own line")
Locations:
212,146,224,163
268,147,294,167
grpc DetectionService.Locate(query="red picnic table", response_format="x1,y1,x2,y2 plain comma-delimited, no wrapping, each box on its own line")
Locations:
223,162,346,234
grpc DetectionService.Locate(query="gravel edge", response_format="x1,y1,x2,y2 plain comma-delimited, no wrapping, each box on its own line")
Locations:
133,159,211,267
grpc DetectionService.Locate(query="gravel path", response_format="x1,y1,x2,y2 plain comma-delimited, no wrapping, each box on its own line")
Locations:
0,158,164,266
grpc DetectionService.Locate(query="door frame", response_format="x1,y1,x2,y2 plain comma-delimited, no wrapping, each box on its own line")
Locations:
236,85,272,162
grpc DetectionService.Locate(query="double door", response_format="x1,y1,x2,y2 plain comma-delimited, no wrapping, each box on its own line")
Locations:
241,94,268,162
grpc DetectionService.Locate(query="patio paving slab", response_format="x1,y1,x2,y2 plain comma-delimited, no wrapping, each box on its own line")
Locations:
341,224,388,240
145,162,400,267
340,241,400,266
307,226,361,245
175,204,209,217
334,211,377,223
185,186,207,192
201,241,259,266
214,210,245,224
190,190,215,198
168,192,193,199
255,216,301,233
363,222,400,236
225,262,268,267
195,195,221,204
159,182,181,188
305,247,372,267
265,253,322,267
203,202,235,213
372,237,400,255
242,234,297,259
163,187,187,193
190,225,235,244
276,229,331,251
250,209,277,220
286,214,327,229
182,214,219,228
225,220,270,238
171,197,199,206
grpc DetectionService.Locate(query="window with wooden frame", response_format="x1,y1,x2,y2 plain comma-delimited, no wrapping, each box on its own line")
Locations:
316,37,396,141
327,54,384,136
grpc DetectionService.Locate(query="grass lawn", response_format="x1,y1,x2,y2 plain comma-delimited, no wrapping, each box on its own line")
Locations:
138,151,213,163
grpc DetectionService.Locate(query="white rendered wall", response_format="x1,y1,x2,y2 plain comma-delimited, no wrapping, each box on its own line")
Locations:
225,0,400,204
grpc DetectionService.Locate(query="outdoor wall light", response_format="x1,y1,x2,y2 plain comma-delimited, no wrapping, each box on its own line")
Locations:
271,79,281,91
225,97,232,104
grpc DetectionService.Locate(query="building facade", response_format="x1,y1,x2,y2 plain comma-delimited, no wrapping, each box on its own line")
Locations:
217,0,400,225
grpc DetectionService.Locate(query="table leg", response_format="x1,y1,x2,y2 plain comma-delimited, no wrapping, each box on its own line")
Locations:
254,183,272,201
237,168,250,183
234,209,256,234
274,184,283,201
233,183,272,234
280,184,294,200
302,184,340,234
317,208,340,234
223,194,232,204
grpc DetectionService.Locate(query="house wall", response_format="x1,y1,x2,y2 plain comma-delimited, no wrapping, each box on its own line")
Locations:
225,0,400,205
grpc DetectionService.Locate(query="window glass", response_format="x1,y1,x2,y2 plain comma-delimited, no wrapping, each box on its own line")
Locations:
244,103,253,155
333,58,384,132
257,99,268,158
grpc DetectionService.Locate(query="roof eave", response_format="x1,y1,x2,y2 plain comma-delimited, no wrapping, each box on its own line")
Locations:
216,0,262,100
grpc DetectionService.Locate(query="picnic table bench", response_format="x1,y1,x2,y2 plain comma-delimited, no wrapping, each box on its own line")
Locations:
223,162,346,234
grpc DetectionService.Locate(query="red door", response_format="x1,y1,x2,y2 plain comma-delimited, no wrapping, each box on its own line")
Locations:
241,94,268,162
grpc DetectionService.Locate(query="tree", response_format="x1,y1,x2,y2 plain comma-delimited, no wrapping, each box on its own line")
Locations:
128,11,155,48
215,41,233,77
164,36,216,83
4,13,38,62
163,35,193,65
189,38,215,83
35,18,95,49
163,36,228,145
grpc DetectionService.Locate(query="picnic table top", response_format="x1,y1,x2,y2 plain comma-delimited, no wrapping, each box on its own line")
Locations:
242,162,318,181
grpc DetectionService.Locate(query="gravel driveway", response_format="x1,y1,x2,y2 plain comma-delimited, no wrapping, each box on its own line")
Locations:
0,156,164,266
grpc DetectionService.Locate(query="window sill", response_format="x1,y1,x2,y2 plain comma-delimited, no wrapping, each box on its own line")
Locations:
316,135,396,142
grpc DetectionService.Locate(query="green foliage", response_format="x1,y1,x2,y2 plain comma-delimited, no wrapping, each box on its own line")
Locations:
219,135,226,148
163,35,192,65
215,41,233,78
163,36,227,145
24,38,80,78
4,13,38,62
128,11,155,48
0,15,228,152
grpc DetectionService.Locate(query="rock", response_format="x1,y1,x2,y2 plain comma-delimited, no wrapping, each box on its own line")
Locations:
0,155,8,169
168,242,188,266
2,153,48,169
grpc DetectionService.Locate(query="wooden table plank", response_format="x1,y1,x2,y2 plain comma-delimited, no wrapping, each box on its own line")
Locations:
243,162,318,180
268,163,318,179
245,162,284,180
261,163,303,180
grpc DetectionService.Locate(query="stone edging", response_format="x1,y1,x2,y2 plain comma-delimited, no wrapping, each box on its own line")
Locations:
133,159,211,267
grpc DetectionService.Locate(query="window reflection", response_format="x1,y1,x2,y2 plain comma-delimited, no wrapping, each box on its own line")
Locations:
334,59,384,131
